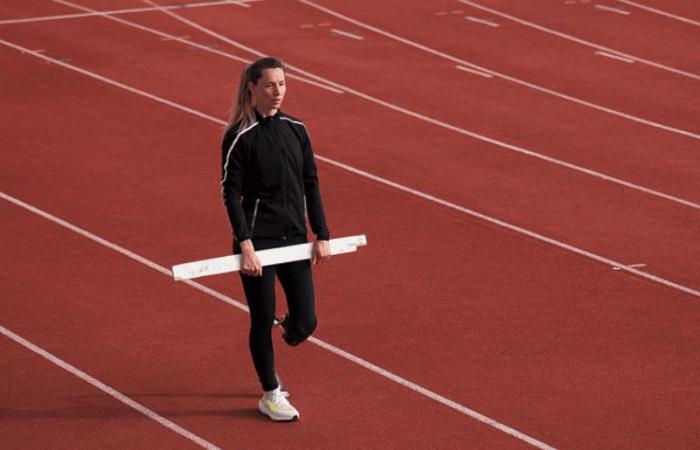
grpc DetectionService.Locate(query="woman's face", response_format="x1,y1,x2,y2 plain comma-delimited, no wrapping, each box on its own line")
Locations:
249,68,286,115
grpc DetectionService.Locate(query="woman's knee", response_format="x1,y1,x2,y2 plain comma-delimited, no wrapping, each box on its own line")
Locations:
284,315,317,346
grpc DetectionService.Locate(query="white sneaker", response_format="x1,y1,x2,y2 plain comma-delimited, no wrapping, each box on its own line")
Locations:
258,387,299,421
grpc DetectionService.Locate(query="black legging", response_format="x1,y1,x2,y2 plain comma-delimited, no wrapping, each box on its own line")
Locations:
236,235,317,391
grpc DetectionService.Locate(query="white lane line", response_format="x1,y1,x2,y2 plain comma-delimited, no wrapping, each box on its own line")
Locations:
4,19,698,218
613,263,646,270
6,37,698,298
6,39,692,299
0,0,258,25
594,4,631,15
0,191,557,450
52,0,343,95
0,324,221,450
456,64,494,78
465,16,500,27
456,0,700,80
595,50,635,63
298,0,700,141
330,28,364,40
9,5,700,216
125,0,700,211
614,0,700,27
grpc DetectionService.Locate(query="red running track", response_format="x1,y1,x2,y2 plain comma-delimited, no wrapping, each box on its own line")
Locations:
1,1,699,449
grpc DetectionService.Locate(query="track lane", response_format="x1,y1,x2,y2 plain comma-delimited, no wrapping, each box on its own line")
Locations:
0,336,212,449
298,0,699,134
0,195,537,450
55,2,700,286
1,16,698,290
614,0,700,22
456,0,700,76
2,35,700,449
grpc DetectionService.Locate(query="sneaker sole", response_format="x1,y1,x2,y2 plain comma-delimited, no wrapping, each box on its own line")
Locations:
258,402,299,422
258,407,299,422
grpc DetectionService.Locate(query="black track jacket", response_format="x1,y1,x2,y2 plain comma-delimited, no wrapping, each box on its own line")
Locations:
221,110,330,243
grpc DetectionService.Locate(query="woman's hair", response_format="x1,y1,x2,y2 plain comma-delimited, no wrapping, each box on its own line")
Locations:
226,57,286,133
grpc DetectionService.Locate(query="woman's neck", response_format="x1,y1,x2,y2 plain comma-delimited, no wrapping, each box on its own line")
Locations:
255,107,278,118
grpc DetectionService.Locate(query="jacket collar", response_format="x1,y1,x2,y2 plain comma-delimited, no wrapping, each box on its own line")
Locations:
254,109,282,124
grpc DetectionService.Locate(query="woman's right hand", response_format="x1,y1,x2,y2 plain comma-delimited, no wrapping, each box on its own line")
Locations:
240,240,262,277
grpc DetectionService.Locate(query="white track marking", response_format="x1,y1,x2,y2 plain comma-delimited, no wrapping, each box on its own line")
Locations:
67,0,700,211
457,0,700,80
51,0,343,94
330,28,364,40
0,1,258,25
3,35,699,217
5,20,700,213
0,324,221,450
465,16,500,27
0,192,556,450
456,64,494,77
594,4,631,15
614,0,700,27
595,50,635,63
298,0,700,140
613,263,646,270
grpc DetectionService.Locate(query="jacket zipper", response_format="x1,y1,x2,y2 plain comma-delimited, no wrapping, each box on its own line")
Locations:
250,198,260,233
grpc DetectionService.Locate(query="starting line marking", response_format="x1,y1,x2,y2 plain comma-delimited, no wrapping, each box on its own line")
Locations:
0,324,220,450
172,235,367,280
594,50,635,63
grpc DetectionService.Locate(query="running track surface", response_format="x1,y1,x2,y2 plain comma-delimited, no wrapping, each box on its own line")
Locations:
1,1,698,449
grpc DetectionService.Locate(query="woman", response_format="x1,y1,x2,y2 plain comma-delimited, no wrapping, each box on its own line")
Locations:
220,57,331,421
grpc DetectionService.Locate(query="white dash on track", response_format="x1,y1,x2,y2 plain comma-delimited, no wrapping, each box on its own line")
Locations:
613,263,646,271
595,4,631,15
456,65,493,78
330,28,364,40
465,16,500,27
594,50,635,63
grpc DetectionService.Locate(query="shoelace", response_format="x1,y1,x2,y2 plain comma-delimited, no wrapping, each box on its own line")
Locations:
268,391,292,406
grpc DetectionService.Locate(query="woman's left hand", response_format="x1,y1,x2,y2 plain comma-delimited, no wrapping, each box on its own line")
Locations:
311,240,331,266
